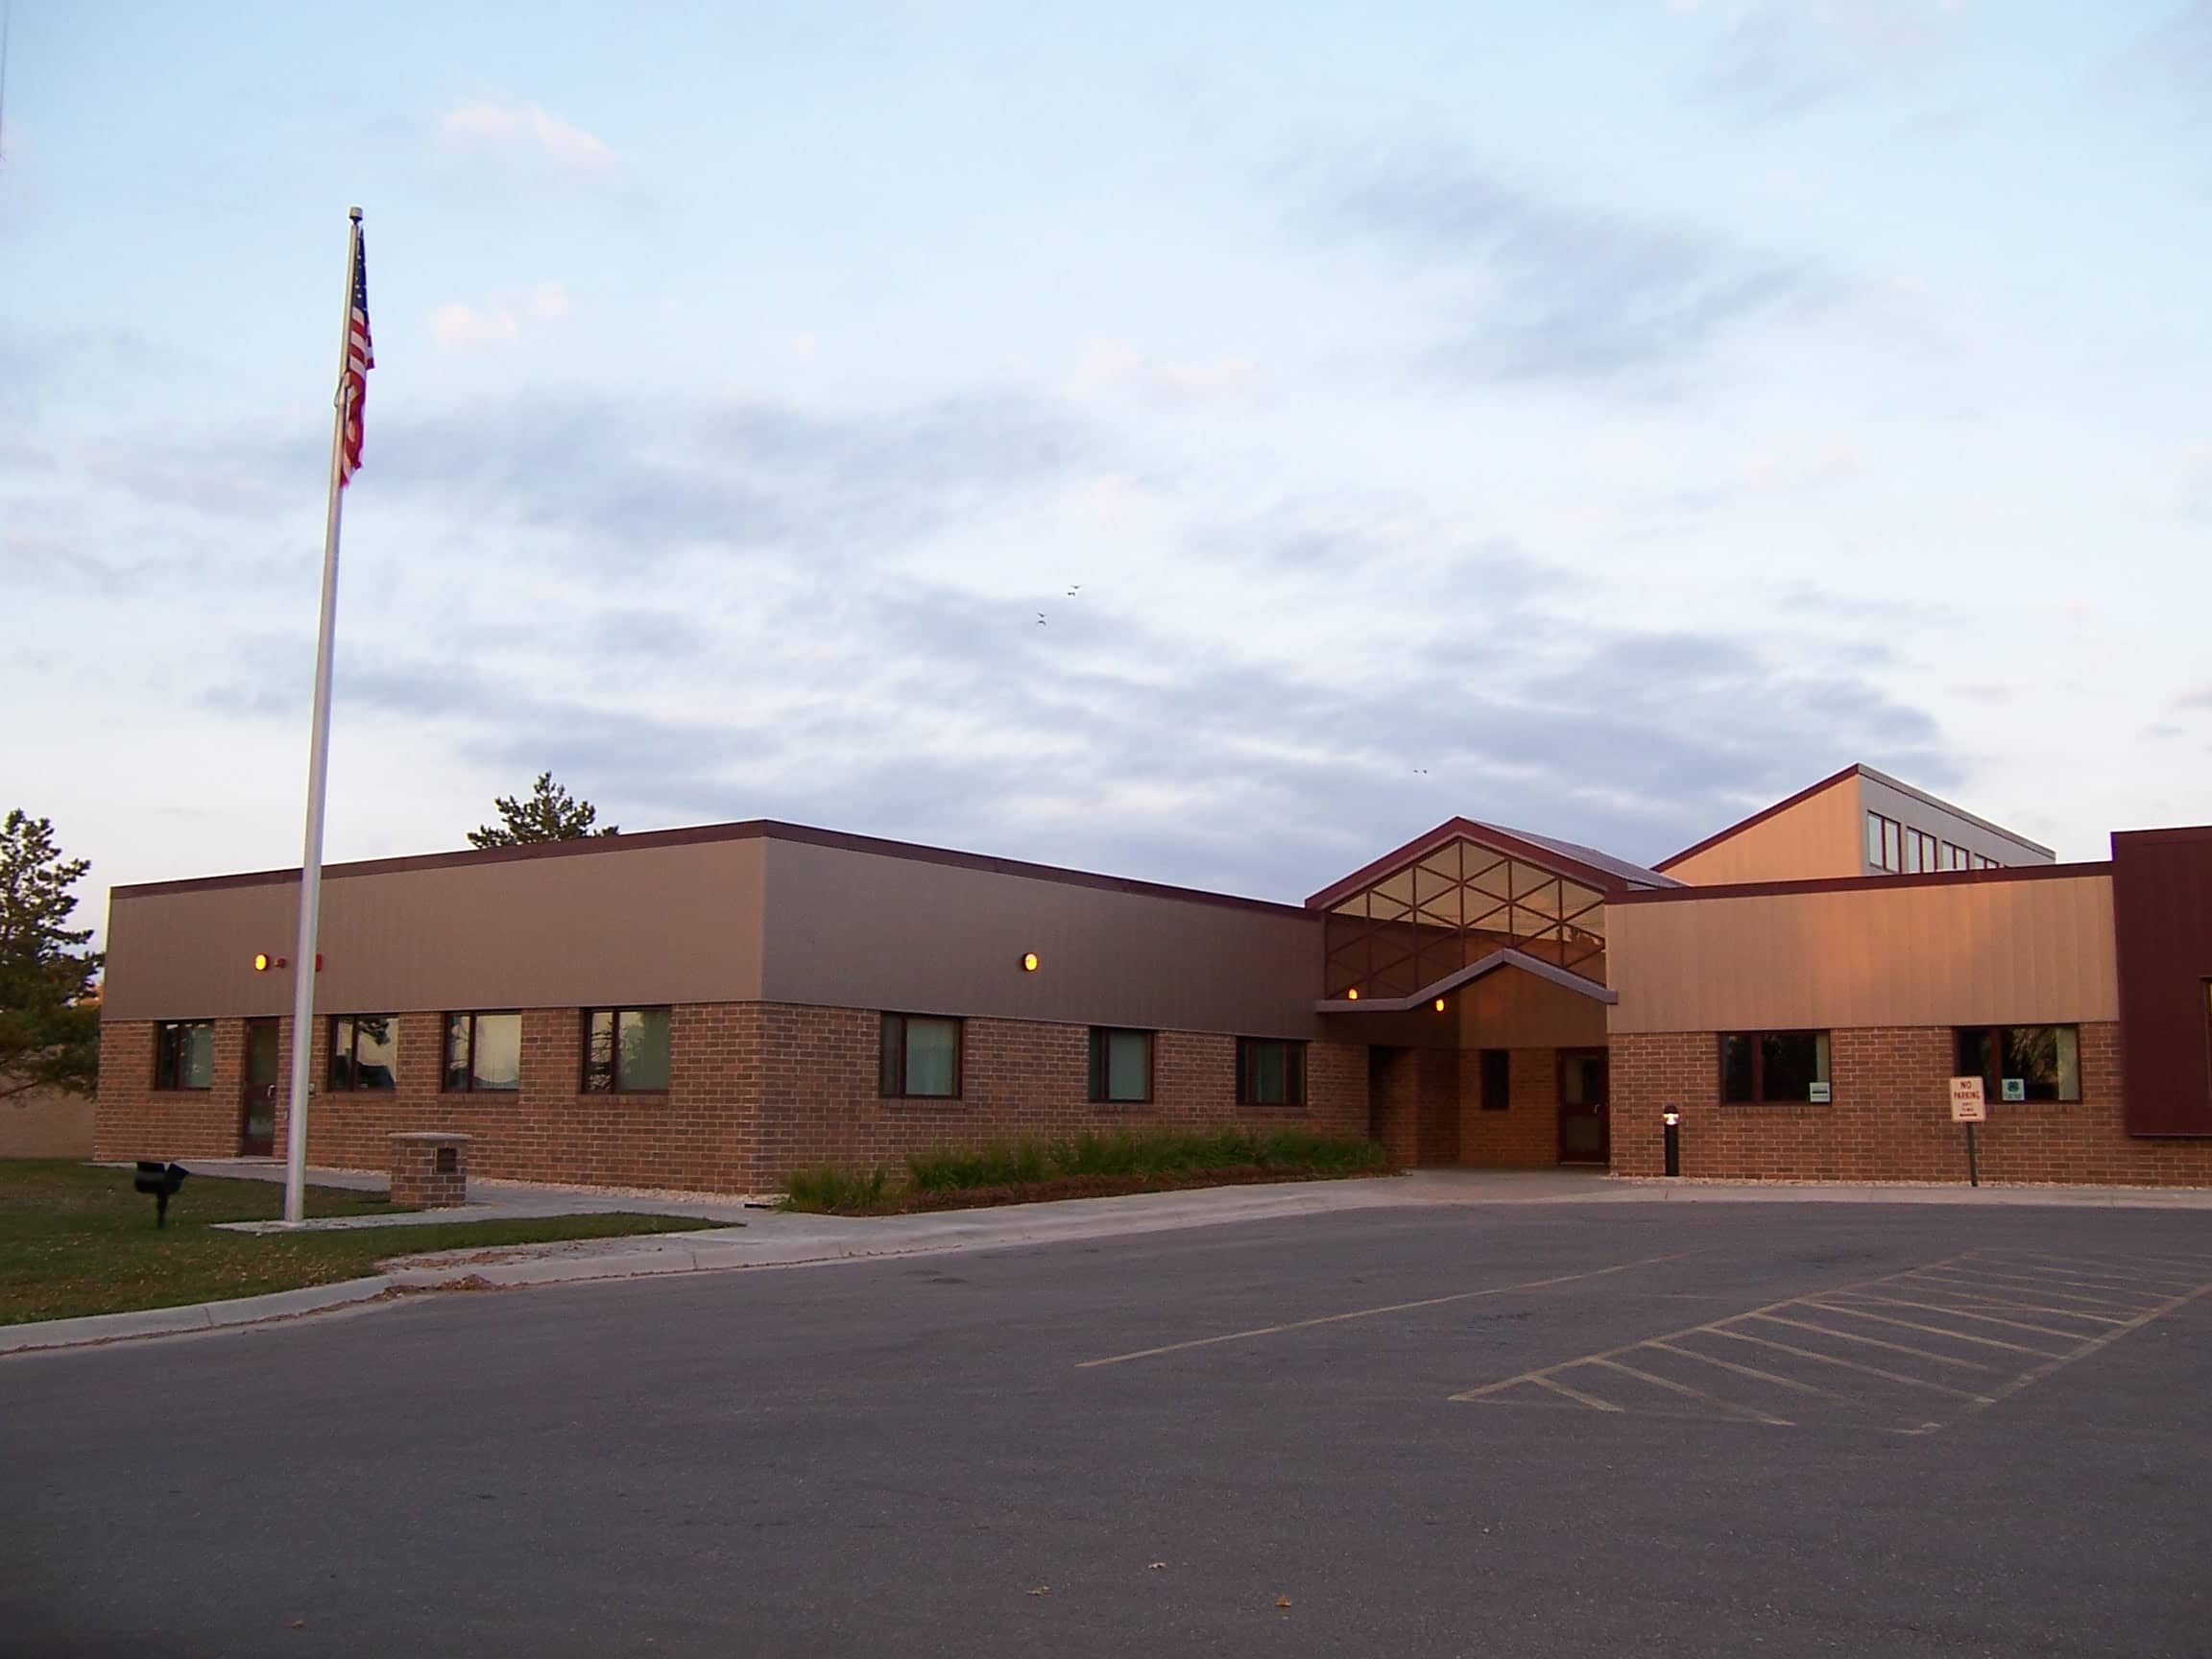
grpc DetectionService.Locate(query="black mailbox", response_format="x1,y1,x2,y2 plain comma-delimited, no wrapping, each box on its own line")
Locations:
133,1161,190,1228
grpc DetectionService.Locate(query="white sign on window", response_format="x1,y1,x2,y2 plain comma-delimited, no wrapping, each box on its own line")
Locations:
1949,1076,1987,1122
2001,1077,2027,1103
1809,1082,1832,1104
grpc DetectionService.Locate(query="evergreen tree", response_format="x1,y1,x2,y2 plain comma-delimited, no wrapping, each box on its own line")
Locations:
0,810,102,1100
468,772,620,847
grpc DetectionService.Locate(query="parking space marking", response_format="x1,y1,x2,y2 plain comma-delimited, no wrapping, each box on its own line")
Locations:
1451,1249,2212,1431
1073,1250,1703,1369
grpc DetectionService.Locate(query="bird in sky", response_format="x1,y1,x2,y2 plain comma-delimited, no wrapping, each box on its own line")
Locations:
1035,612,1047,626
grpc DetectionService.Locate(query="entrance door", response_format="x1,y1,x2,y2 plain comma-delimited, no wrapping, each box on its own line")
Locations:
239,1019,279,1156
1557,1048,1609,1166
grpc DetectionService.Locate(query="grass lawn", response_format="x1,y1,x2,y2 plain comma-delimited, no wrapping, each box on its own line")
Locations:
0,1161,729,1327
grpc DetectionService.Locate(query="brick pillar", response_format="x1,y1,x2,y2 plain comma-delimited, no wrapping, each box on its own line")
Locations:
390,1132,472,1208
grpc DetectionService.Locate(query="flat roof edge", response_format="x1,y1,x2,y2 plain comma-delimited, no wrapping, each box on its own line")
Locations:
108,818,1312,920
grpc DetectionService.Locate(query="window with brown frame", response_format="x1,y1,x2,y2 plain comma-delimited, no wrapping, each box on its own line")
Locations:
1720,1030,1831,1103
1479,1047,1510,1112
443,1012,522,1093
878,1013,962,1099
1866,812,1903,873
1235,1037,1306,1107
581,1008,672,1093
1087,1027,1153,1104
328,1016,399,1091
1954,1025,2080,1103
153,1021,215,1091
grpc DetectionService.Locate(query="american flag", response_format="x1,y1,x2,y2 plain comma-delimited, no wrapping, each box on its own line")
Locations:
339,224,373,485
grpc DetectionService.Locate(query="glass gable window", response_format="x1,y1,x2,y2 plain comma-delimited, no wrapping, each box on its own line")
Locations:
1955,1025,2080,1103
1324,836,1610,998
1720,1030,1832,1103
1236,1037,1307,1106
153,1021,215,1090
1088,1027,1153,1104
583,1007,672,1093
443,1012,522,1093
329,1016,399,1091
879,1014,961,1098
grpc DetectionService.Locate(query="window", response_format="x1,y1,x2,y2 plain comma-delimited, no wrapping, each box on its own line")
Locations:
1955,1025,2080,1103
1479,1047,1510,1112
583,1007,672,1093
1720,1030,1832,1103
1087,1027,1153,1104
1977,854,1999,870
1236,1037,1307,1106
443,1012,521,1093
1867,812,1904,873
328,1016,398,1090
878,1013,960,1098
153,1021,215,1090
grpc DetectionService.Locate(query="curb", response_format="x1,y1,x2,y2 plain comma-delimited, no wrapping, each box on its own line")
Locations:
0,1275,402,1356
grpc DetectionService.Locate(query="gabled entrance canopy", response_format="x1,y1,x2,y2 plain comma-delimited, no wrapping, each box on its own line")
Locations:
1307,818,1675,1004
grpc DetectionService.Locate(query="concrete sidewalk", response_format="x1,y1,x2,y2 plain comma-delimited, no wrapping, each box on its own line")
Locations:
16,1166,2209,1358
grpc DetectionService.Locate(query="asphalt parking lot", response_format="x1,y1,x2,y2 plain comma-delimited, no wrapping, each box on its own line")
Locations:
5,1199,2210,1658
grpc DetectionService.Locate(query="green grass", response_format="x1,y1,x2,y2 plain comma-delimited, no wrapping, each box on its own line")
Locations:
782,1128,1390,1214
0,1160,729,1327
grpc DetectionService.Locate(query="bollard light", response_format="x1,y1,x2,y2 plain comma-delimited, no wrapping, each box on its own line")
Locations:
1661,1107,1682,1178
132,1161,190,1227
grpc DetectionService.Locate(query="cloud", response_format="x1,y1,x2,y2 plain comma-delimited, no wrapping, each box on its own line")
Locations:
1071,342,1260,400
429,283,569,351
439,103,613,168
1330,156,1823,387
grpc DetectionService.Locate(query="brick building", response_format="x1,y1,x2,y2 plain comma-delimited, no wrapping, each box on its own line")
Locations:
94,765,2212,1190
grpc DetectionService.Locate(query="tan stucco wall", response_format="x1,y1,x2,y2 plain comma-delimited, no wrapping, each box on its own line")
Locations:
102,838,767,1021
757,838,1328,1040
1662,774,1863,885
1607,872,2118,1035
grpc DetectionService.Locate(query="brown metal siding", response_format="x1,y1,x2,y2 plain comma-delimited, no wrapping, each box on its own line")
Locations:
1662,774,1862,885
2111,829,2212,1135
101,839,766,1021
757,839,1328,1039
1607,873,2119,1035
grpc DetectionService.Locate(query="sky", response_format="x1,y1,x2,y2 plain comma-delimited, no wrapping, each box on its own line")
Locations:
3,0,2209,930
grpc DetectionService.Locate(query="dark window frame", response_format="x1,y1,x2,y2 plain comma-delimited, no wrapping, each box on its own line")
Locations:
1954,1024,2081,1104
442,1010,523,1094
327,1015,400,1092
581,1007,675,1094
878,1013,964,1100
1087,1026,1156,1105
1719,1029,1832,1104
1235,1037,1308,1107
152,1020,215,1091
1479,1047,1510,1112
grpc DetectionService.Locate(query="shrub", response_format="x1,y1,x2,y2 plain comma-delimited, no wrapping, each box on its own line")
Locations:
906,1140,1050,1191
781,1163,894,1214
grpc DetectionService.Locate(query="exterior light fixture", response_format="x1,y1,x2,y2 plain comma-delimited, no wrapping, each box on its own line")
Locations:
1021,951,1040,973
252,952,287,972
1345,987,1359,1000
1433,998,1447,1013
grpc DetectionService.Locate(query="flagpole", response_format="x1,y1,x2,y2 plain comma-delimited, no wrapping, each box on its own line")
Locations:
282,205,363,1225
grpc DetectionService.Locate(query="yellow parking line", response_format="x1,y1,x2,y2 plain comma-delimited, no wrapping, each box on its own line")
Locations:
1587,1357,1792,1426
1892,1277,2135,1322
1921,1266,2168,1309
1987,1248,2212,1276
1646,1338,1846,1399
1075,1250,1703,1369
1963,1256,2207,1294
1529,1372,1624,1411
1709,1327,1996,1402
1967,1279,2212,1416
1801,1300,2063,1357
1743,1310,1996,1372
1822,1291,2099,1341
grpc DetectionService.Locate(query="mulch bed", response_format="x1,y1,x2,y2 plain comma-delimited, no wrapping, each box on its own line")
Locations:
871,1165,1400,1216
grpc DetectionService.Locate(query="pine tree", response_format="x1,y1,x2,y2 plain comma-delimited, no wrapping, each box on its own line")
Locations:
0,810,102,1100
468,772,620,848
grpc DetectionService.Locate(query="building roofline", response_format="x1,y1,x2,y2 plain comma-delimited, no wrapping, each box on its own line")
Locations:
1610,858,2112,906
1855,765,2056,858
1313,947,1619,1013
108,818,1313,921
2109,825,2212,850
1651,763,1860,874
1304,817,1652,911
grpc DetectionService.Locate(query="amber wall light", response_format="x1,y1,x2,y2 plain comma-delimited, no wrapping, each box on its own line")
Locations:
1021,951,1040,972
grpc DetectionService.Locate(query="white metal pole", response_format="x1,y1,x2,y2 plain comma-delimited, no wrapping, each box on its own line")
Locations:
282,206,362,1225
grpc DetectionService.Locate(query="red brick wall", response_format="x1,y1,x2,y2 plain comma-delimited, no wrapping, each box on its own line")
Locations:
1612,1022,2212,1186
1454,1048,1562,1167
96,1007,1373,1193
